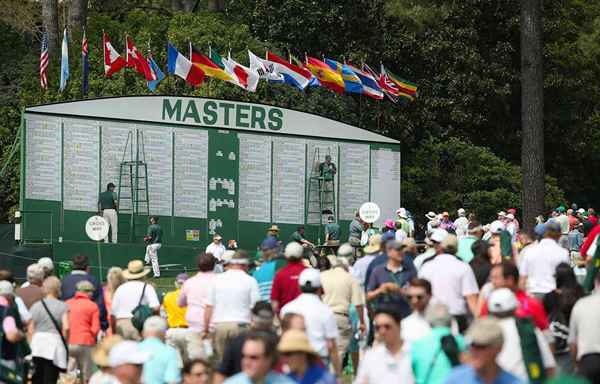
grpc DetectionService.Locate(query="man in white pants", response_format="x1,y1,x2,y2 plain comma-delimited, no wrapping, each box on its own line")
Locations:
144,216,163,278
98,182,118,243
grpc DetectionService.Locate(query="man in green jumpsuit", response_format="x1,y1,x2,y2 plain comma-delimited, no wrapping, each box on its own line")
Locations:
98,183,118,243
144,216,163,278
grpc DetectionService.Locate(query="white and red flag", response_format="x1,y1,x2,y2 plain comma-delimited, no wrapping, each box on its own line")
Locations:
103,32,126,78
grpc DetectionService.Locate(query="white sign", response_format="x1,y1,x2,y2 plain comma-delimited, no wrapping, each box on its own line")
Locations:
85,215,109,241
359,202,381,223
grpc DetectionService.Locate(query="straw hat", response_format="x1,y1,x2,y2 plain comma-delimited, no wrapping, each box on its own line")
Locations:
363,234,382,254
92,335,123,367
267,225,280,233
122,260,151,280
278,330,317,355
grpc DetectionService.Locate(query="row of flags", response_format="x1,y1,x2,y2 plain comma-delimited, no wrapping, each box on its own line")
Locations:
41,31,418,102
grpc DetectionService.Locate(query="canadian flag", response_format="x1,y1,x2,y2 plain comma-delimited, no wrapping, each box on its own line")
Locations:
126,36,155,81
103,33,126,78
222,56,259,92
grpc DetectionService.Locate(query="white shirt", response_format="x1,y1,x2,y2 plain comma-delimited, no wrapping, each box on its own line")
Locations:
351,255,376,287
206,242,226,261
395,230,407,242
111,281,160,319
280,293,339,358
497,317,556,382
454,217,469,238
207,269,260,324
400,311,431,343
568,292,600,359
15,296,31,322
418,254,479,315
519,238,570,294
354,343,414,384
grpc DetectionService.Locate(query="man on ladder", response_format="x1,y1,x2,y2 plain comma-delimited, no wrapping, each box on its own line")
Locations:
98,182,118,243
319,155,337,184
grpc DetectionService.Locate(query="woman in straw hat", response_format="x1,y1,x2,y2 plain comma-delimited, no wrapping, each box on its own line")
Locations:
278,330,336,384
89,335,122,384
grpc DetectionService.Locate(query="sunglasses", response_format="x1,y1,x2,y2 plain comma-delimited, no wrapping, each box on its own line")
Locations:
242,353,265,360
470,343,491,350
374,323,393,331
407,294,425,301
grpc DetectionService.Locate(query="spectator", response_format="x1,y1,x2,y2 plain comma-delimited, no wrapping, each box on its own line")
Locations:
0,270,31,325
108,340,150,384
413,229,448,271
469,239,493,289
15,263,44,309
61,254,108,330
0,281,26,371
411,303,465,384
89,335,122,384
111,260,160,341
183,359,213,384
205,251,260,361
454,208,469,239
281,313,306,333
29,276,69,384
206,234,226,262
351,235,382,288
280,268,341,376
419,234,479,332
445,318,522,384
66,280,101,383
457,221,484,263
103,267,124,336
439,212,455,232
487,288,556,382
215,301,276,382
163,273,188,363
481,261,549,331
366,240,415,319
139,316,182,384
38,257,54,278
354,306,414,384
568,271,600,384
178,253,217,361
400,278,434,343
271,242,306,316
279,329,336,384
253,240,286,302
519,222,570,300
223,331,294,384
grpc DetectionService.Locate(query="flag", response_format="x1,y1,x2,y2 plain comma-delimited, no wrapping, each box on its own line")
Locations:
290,54,320,88
306,56,344,94
190,44,234,82
146,56,165,92
103,32,126,77
265,51,312,90
167,43,205,87
382,65,417,100
324,58,363,94
349,64,383,100
59,28,69,91
40,31,49,90
365,64,399,102
209,49,226,69
126,36,154,80
222,56,259,92
82,31,89,95
248,50,283,82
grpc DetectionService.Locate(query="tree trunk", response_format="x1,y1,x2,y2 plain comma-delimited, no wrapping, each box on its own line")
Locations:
68,0,88,36
42,0,59,55
207,0,224,11
171,0,196,11
520,0,545,232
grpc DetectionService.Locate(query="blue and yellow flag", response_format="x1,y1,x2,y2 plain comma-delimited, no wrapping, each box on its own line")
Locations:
325,58,363,94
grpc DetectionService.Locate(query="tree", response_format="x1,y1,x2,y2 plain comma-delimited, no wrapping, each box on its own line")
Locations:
68,0,89,36
41,0,59,54
520,0,545,232
207,0,224,11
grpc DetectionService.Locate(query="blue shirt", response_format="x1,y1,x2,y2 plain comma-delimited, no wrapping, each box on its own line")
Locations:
445,365,523,384
288,363,336,384
367,262,416,318
253,260,278,302
139,337,181,384
224,371,296,384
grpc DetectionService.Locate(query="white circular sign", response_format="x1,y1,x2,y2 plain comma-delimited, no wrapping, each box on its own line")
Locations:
359,202,381,224
85,215,109,241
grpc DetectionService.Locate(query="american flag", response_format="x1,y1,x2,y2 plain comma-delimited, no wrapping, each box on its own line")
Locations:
40,31,49,89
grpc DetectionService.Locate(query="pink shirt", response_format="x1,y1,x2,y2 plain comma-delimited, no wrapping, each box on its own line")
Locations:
0,297,17,334
178,272,216,331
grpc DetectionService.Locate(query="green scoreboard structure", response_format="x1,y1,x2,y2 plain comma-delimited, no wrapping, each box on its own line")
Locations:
21,96,400,272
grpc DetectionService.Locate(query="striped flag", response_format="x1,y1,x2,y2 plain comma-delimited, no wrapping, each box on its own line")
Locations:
59,28,69,92
40,31,49,90
82,31,89,95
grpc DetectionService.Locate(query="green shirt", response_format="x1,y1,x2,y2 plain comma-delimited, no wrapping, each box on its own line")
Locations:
290,231,304,243
324,223,340,240
98,191,117,210
411,327,466,384
318,162,336,180
147,224,162,244
457,236,478,263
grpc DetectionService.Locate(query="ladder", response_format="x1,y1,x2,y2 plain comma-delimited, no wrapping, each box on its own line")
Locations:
307,147,336,243
117,130,150,242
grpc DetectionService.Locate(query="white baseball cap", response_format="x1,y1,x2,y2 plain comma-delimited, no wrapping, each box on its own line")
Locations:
108,341,150,367
284,242,304,259
0,281,13,296
37,257,54,272
497,211,507,217
430,228,448,243
457,208,466,216
490,220,505,234
506,213,515,220
298,268,321,288
487,288,518,314
577,208,586,214
396,208,408,219
337,243,353,257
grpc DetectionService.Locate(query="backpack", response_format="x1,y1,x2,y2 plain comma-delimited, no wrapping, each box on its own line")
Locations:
131,283,153,332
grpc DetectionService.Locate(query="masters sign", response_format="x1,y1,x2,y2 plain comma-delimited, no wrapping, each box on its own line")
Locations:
162,98,283,131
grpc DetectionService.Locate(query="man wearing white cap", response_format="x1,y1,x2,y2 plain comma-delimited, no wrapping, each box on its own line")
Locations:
280,268,341,376
425,211,439,233
108,340,150,384
413,228,448,270
487,288,556,382
454,208,469,239
205,251,260,361
206,234,226,262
